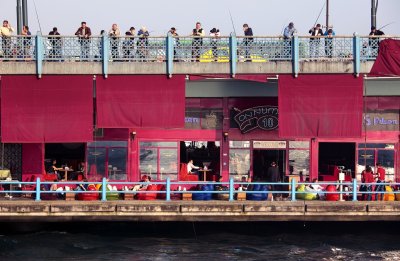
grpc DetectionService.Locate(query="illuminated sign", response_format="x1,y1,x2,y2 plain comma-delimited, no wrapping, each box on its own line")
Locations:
233,106,278,133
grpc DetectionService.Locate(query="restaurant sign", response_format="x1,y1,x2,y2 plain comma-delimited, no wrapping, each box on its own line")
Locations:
233,106,278,133
363,112,399,131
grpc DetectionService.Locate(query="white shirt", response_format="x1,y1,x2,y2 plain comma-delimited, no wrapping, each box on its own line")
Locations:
187,162,199,173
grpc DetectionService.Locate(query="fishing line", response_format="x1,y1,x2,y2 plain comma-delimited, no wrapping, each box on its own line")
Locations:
32,0,42,33
312,0,326,27
228,9,236,35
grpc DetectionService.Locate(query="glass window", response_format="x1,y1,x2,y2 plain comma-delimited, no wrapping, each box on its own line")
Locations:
229,141,250,148
377,150,395,178
139,142,178,181
289,141,310,149
108,148,127,180
229,149,250,181
357,143,394,149
185,108,223,129
139,142,177,148
288,150,310,177
87,147,106,179
86,141,128,180
357,149,375,174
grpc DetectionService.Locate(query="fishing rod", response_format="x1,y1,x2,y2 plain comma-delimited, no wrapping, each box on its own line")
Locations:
312,0,326,28
228,9,237,35
32,0,42,33
379,21,395,31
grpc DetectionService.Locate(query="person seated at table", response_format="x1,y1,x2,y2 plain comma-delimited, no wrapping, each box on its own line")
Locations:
239,176,251,191
48,159,63,180
187,159,200,179
132,175,151,192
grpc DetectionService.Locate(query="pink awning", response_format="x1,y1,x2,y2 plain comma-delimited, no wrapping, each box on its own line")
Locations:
96,75,185,128
1,76,93,143
278,75,363,138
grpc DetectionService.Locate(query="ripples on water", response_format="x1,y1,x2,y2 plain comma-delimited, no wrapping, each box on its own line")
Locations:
1,222,400,260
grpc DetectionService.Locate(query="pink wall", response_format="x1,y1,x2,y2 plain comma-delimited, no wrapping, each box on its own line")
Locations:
22,143,43,180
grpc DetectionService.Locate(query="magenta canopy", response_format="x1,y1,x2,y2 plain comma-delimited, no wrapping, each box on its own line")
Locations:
96,75,185,128
278,75,363,138
1,76,93,143
370,39,400,77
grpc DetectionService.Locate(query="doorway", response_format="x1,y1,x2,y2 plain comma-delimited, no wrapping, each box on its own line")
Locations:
253,150,286,181
45,143,85,172
318,142,356,178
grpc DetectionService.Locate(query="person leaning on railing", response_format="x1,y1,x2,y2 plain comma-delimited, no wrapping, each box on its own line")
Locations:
209,28,220,62
137,26,149,61
308,24,323,58
48,27,61,60
123,28,135,60
242,23,253,62
75,21,92,60
109,23,120,60
191,22,204,62
20,25,32,59
324,28,335,58
369,26,384,57
0,20,15,59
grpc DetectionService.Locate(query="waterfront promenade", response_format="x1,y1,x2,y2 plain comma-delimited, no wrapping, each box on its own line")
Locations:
1,200,400,222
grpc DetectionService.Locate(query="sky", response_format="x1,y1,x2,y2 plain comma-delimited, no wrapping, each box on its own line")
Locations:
0,0,399,36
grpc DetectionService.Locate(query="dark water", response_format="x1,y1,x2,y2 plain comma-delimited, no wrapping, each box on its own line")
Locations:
1,222,400,260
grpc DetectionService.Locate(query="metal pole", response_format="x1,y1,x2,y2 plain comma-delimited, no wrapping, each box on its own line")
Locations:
371,0,377,28
16,0,23,34
325,0,329,29
22,0,28,27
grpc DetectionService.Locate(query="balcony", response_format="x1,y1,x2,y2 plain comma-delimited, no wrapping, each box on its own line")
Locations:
0,34,397,77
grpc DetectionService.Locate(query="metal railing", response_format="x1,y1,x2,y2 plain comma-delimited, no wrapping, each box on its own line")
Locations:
0,178,399,202
236,36,292,61
298,36,353,60
0,35,36,60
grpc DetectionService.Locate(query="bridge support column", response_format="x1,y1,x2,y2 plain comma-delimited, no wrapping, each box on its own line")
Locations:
35,34,43,78
229,33,237,78
353,34,360,77
166,33,173,78
102,35,109,78
292,36,299,77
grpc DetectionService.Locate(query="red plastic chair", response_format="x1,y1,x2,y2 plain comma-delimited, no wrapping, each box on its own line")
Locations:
179,163,198,182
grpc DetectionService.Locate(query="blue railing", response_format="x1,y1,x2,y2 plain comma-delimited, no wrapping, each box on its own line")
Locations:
0,177,399,202
1,35,398,77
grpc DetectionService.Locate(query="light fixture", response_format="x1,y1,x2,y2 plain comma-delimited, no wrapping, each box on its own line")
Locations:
131,131,137,140
223,131,229,142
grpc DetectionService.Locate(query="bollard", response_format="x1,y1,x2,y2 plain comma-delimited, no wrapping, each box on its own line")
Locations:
352,178,357,201
101,178,107,201
166,177,171,201
291,178,296,201
229,177,234,201
35,177,41,201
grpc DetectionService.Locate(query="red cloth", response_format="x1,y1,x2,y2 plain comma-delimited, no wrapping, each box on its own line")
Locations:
96,75,185,128
278,75,363,138
370,39,400,77
189,74,268,82
1,76,93,143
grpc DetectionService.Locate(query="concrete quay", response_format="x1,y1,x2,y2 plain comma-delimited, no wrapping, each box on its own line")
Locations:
0,200,400,222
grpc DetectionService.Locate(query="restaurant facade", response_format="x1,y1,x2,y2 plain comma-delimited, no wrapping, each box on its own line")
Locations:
0,74,399,183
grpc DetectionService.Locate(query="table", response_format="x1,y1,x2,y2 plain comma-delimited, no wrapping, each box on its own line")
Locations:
60,169,74,181
198,169,212,182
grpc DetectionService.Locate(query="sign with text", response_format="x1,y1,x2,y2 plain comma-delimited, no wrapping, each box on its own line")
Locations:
363,112,399,131
253,141,287,149
233,106,278,133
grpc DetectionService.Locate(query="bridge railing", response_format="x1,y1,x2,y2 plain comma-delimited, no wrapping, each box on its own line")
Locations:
0,178,399,202
0,35,36,60
298,36,354,60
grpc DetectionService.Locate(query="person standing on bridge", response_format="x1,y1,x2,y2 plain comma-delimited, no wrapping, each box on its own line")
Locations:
0,20,14,59
242,24,253,62
308,23,323,59
324,28,335,58
109,23,120,60
75,21,92,60
283,22,297,52
369,26,384,57
191,22,204,62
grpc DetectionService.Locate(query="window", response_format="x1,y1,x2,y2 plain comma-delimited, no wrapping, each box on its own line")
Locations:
357,143,396,181
139,141,178,180
229,141,250,181
185,108,223,129
87,141,128,180
288,141,310,179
